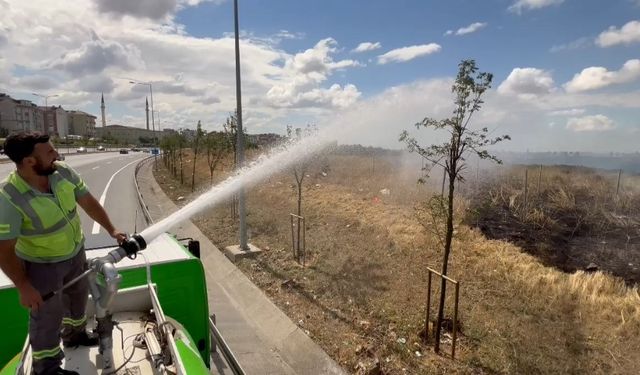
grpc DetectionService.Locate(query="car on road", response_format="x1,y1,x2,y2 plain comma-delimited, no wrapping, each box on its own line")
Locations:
97,145,105,151
76,146,87,153
119,149,129,154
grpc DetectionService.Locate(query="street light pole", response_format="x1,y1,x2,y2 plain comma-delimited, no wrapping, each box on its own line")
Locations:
32,92,59,107
234,0,248,251
129,81,155,133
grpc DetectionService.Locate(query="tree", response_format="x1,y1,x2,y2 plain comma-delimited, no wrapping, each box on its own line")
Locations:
178,130,186,185
223,111,238,166
205,131,229,184
399,60,510,353
191,121,204,191
288,124,317,264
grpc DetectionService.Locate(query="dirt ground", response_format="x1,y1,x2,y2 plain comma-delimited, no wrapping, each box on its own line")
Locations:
153,149,640,374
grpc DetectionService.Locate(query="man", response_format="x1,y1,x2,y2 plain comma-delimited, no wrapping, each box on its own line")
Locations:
0,132,126,375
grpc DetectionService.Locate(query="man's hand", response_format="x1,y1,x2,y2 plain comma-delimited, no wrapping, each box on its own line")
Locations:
110,230,127,245
17,282,43,311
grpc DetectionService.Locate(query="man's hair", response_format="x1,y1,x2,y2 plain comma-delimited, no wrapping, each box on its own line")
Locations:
3,132,50,164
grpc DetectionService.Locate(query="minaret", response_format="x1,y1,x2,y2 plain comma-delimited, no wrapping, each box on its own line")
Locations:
145,97,150,130
100,92,106,127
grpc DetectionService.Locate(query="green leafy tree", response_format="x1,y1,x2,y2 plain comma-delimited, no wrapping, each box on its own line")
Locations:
400,59,510,353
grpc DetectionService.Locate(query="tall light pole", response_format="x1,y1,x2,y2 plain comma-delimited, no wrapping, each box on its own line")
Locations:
153,110,161,132
32,93,59,107
234,0,248,251
129,80,155,133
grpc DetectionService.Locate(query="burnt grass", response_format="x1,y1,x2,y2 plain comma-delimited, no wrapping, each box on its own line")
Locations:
153,152,640,374
466,165,640,285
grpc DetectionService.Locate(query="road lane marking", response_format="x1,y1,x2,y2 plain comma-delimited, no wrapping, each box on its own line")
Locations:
106,162,112,164
91,159,142,234
92,166,100,170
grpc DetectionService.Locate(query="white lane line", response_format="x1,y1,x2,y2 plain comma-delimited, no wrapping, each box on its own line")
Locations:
92,166,100,170
91,159,142,234
106,162,112,165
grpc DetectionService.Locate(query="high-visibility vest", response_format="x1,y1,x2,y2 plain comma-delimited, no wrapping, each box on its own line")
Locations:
0,163,84,262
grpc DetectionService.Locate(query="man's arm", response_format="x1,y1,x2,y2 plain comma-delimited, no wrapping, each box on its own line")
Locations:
76,193,126,244
0,239,43,310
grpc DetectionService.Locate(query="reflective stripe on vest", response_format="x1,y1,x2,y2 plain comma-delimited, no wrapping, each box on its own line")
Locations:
32,345,62,360
0,164,84,262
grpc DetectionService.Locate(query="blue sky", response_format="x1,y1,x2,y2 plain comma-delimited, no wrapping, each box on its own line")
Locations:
1,0,639,152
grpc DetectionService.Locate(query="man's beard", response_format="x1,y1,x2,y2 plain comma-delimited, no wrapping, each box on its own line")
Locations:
34,158,57,176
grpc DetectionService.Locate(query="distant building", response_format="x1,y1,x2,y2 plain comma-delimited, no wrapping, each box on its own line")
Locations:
0,93,44,134
248,133,284,148
40,106,69,138
67,110,96,138
95,124,164,145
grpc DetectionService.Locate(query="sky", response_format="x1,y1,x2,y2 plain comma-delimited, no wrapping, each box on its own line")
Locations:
0,0,639,152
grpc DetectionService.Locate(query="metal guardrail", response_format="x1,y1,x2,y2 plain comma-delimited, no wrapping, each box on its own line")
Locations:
133,155,243,374
209,316,246,375
133,156,155,225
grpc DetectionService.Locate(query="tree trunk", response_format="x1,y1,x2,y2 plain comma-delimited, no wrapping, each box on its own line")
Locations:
191,148,198,192
297,180,302,262
434,168,456,353
179,148,184,185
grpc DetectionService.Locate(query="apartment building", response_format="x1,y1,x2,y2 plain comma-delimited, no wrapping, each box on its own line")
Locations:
0,93,44,134
67,110,96,137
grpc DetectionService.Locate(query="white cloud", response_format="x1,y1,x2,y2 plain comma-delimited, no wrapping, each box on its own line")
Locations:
75,75,115,94
549,37,591,52
16,75,59,91
49,33,144,75
596,20,640,47
0,1,365,132
377,43,441,64
320,76,638,152
266,38,363,109
94,0,178,20
497,68,556,98
93,0,226,20
447,22,487,36
564,59,640,92
549,108,585,116
352,42,382,53
508,0,564,14
566,115,616,132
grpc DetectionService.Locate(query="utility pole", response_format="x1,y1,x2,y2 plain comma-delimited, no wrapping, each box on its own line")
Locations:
234,0,248,251
223,0,262,261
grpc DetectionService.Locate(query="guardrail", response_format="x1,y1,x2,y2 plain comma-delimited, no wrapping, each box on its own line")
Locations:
209,315,246,375
133,156,155,225
133,156,244,374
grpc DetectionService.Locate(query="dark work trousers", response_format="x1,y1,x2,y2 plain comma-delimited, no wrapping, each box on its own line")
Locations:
24,249,89,375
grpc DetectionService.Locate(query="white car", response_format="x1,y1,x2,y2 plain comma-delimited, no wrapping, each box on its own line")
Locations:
97,145,105,151
76,147,87,153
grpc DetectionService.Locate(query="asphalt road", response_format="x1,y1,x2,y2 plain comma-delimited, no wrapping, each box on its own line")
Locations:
0,152,149,249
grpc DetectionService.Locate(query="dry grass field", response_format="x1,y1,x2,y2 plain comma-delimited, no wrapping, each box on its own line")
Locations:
153,147,640,374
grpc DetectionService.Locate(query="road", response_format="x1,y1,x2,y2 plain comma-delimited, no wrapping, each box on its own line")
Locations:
0,151,149,249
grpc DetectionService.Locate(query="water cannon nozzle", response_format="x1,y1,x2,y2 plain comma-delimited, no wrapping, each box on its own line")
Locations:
121,233,147,257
